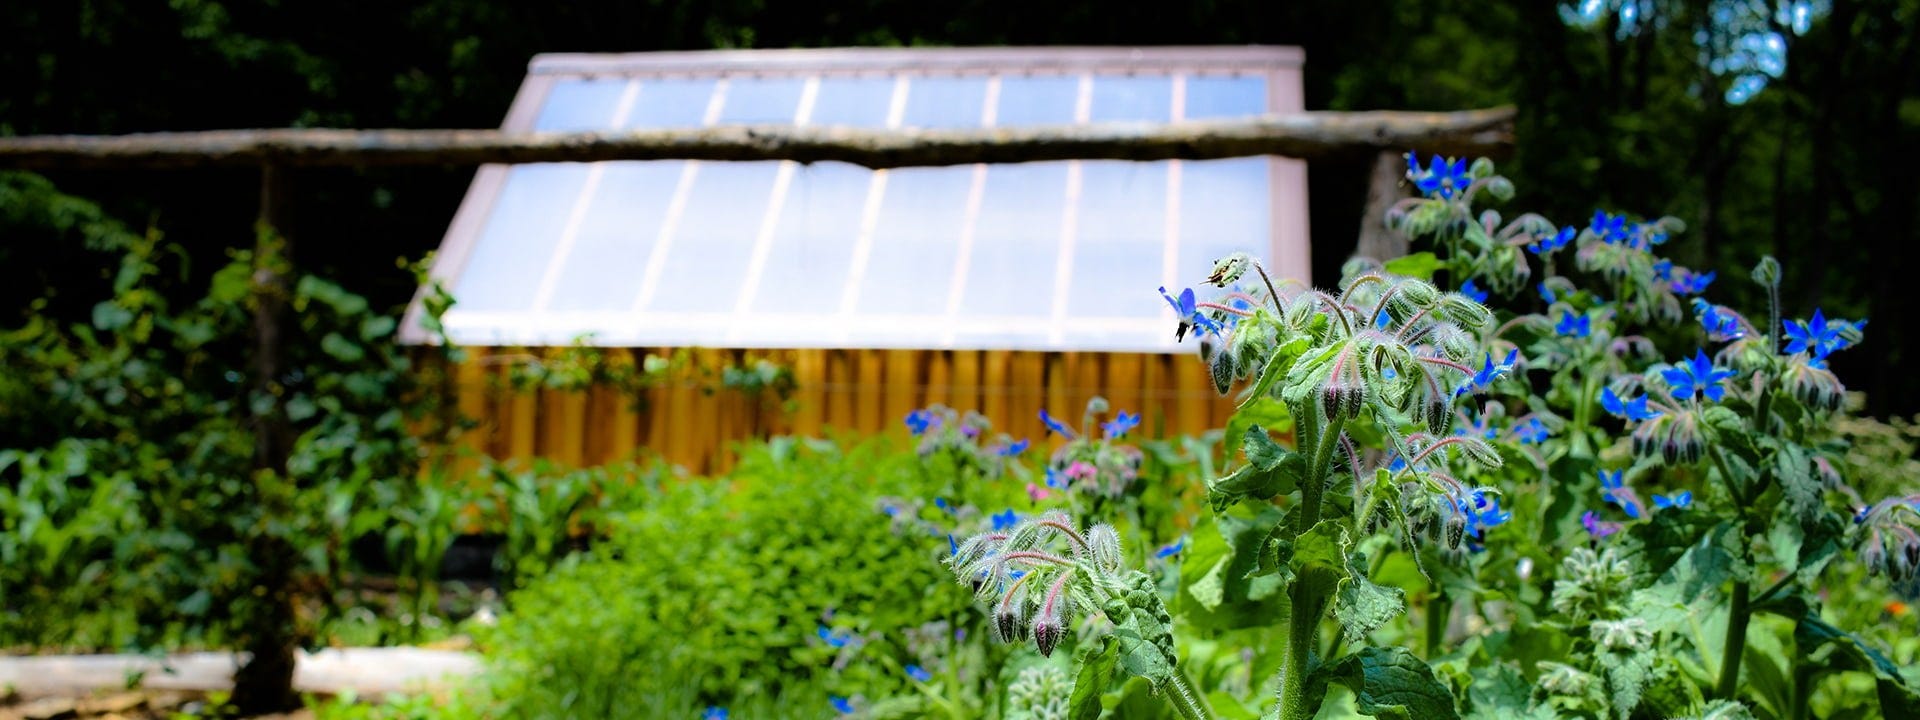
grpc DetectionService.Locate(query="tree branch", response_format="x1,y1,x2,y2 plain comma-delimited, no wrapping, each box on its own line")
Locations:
0,108,1514,171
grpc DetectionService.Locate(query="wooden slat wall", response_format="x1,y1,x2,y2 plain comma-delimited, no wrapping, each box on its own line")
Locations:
446,346,1237,475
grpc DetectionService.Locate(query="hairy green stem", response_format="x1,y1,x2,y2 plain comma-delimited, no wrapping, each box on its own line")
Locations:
1278,572,1334,720
1426,591,1451,660
1274,417,1346,720
1167,666,1216,720
1718,578,1752,699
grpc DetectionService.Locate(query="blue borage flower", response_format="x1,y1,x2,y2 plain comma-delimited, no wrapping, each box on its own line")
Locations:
1669,269,1715,295
933,497,953,514
1531,226,1576,255
1653,259,1674,281
1461,491,1512,539
1582,510,1623,539
1458,348,1520,396
905,664,933,682
1459,278,1488,303
904,409,936,436
831,696,854,715
1693,298,1746,341
818,625,853,648
1663,349,1736,402
1102,410,1140,439
995,438,1030,457
1598,470,1643,519
1514,417,1552,444
1653,491,1693,510
1555,312,1592,338
1158,286,1225,341
1406,151,1472,199
1784,308,1864,365
1590,210,1631,244
1539,282,1558,304
991,509,1020,532
1043,466,1067,490
1600,387,1662,421
703,707,728,720
1038,409,1076,439
1156,537,1187,559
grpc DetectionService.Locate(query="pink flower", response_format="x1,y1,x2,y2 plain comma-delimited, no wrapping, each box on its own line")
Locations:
1026,483,1052,502
1065,461,1098,482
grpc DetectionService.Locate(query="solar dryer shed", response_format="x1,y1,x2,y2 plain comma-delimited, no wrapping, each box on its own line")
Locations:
410,46,1311,472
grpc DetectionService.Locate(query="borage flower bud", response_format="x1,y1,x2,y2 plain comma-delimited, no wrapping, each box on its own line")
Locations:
1321,352,1367,421
1438,294,1495,331
1210,346,1239,396
1785,359,1846,412
1396,278,1441,308
1032,573,1072,657
1862,533,1887,576
1086,524,1124,574
994,585,1032,643
1205,253,1253,287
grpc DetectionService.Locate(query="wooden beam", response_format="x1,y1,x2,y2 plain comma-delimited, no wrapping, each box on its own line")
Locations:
0,108,1515,171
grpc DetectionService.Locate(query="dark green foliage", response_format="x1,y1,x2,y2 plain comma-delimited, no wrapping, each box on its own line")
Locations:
0,184,445,652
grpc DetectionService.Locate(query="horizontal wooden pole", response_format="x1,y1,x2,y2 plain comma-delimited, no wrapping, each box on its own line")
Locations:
0,108,1514,171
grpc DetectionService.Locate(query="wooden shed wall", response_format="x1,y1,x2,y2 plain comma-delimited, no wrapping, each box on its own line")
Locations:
444,347,1237,475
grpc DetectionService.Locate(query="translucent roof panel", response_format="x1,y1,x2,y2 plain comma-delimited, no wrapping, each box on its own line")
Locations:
416,47,1308,352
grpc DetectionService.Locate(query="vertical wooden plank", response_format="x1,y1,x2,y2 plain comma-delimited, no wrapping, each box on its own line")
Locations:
952,350,982,415
641,348,671,454
1107,353,1146,422
983,349,1013,435
454,348,492,472
794,349,826,438
923,350,952,408
1043,352,1069,427
664,350,700,472
693,349,724,475
826,349,854,433
543,349,587,469
1072,351,1103,420
506,348,538,461
1174,351,1210,440
1014,351,1049,442
604,357,640,464
1140,353,1166,438
882,349,920,437
856,349,886,436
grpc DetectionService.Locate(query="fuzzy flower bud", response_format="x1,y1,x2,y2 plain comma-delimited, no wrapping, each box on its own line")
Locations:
1785,359,1846,412
1396,278,1441,308
1205,253,1253,287
1033,577,1070,657
1538,662,1596,696
1086,523,1124,574
1591,617,1653,652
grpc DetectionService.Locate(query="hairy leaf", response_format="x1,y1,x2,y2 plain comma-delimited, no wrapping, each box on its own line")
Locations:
1307,646,1460,720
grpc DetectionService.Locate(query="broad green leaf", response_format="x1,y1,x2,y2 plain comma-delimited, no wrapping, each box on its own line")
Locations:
1307,646,1460,720
1225,396,1293,457
1240,335,1312,409
1179,508,1287,631
1335,552,1406,644
1384,252,1443,280
1069,635,1120,720
1596,651,1655,720
1243,424,1292,471
1466,662,1547,720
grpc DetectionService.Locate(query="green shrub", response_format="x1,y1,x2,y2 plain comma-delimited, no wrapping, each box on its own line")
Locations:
481,435,1008,718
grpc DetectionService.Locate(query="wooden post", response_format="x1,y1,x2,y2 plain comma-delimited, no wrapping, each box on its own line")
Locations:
1354,150,1412,263
231,163,300,714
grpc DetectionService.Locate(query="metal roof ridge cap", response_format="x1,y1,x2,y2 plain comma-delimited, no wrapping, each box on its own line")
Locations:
527,45,1303,76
